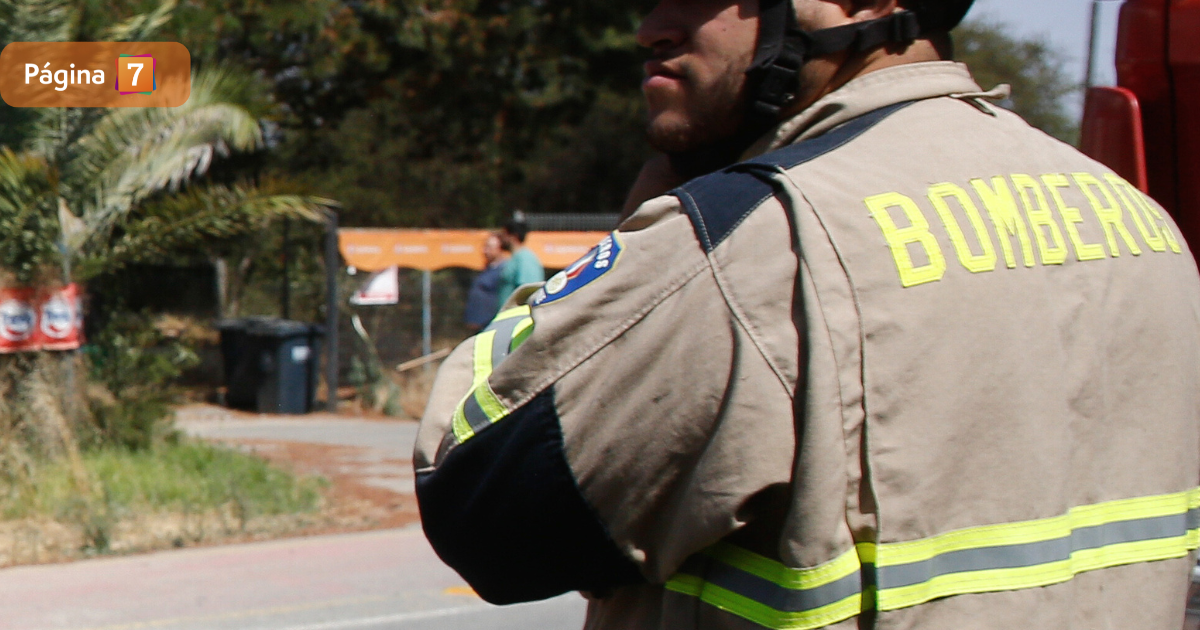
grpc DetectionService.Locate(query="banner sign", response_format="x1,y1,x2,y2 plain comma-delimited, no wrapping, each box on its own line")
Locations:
338,229,610,272
0,284,83,353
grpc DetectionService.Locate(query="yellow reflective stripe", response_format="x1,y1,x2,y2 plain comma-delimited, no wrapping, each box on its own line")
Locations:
665,543,867,630
875,488,1200,611
877,536,1193,611
878,489,1198,567
671,489,1200,627
706,542,861,591
510,317,534,352
493,305,531,323
450,309,532,446
473,381,507,425
451,402,474,443
666,578,863,630
471,330,497,386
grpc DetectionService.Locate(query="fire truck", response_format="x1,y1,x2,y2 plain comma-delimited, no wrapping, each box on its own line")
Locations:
1075,1,1200,625
1079,0,1199,252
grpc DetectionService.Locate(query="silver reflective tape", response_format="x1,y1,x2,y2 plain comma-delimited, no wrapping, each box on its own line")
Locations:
486,316,524,371
879,513,1188,590
462,392,492,434
676,555,862,613
1187,507,1200,532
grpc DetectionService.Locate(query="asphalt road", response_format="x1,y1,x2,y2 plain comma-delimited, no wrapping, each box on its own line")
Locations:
0,528,587,630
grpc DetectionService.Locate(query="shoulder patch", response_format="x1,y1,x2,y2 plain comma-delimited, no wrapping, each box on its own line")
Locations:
531,232,623,307
673,100,917,253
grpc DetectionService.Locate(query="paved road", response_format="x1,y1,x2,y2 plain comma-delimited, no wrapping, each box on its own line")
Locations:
0,528,587,630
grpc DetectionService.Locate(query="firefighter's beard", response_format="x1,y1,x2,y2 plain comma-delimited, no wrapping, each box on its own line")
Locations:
644,64,748,159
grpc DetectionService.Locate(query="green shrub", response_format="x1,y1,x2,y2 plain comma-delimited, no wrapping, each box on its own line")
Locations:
6,441,324,524
85,312,199,451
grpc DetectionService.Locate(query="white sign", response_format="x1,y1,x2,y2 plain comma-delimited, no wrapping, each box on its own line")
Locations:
350,266,400,306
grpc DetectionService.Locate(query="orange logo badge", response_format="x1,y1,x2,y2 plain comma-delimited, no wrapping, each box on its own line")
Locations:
0,42,189,107
116,54,155,95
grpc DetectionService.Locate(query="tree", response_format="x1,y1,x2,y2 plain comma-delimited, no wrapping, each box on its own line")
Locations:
0,0,336,459
952,20,1081,144
149,0,652,229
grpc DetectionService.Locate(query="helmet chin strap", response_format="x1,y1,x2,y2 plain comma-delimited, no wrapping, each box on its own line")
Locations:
668,4,923,179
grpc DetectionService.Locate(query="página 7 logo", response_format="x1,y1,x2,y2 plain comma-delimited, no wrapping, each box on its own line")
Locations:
24,63,105,92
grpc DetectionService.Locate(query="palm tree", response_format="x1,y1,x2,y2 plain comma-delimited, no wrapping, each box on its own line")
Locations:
0,0,336,463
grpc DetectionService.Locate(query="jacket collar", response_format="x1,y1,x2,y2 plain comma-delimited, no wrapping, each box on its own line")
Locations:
745,61,988,158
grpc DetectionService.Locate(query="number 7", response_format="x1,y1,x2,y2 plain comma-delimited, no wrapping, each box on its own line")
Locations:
127,62,143,86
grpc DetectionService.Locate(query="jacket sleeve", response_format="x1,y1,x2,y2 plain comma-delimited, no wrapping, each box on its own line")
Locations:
414,199,796,605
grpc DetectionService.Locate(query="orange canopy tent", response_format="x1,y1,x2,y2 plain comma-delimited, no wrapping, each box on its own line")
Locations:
337,228,610,359
338,229,609,272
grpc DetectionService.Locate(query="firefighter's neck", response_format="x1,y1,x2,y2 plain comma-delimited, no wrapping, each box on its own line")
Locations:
783,38,944,119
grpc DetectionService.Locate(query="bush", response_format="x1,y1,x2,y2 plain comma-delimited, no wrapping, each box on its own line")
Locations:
85,312,200,451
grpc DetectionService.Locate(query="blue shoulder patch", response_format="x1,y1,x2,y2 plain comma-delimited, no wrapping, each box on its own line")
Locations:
673,100,916,253
530,232,623,307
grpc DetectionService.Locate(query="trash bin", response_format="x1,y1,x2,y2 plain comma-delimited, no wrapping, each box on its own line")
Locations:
216,318,324,414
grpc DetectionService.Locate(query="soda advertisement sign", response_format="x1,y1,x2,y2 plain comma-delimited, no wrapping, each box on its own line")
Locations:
0,284,83,353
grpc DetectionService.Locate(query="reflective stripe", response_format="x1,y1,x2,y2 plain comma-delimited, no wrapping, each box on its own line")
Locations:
874,488,1200,610
451,306,534,445
510,317,534,353
669,489,1200,628
472,330,498,385
665,543,866,630
487,315,525,370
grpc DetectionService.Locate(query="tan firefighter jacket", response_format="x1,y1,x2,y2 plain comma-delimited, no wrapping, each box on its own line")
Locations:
414,61,1200,630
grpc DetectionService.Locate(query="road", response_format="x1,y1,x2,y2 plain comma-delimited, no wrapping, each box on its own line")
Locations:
0,407,587,630
0,528,587,630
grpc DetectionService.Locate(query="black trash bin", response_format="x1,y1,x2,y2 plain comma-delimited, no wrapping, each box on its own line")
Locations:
216,318,324,414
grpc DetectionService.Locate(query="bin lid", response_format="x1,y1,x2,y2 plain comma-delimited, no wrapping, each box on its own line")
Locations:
214,319,250,332
242,318,324,338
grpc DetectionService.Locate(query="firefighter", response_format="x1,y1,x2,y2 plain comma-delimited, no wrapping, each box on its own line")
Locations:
415,0,1200,628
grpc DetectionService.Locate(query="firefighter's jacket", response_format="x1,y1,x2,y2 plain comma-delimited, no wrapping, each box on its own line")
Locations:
414,62,1200,629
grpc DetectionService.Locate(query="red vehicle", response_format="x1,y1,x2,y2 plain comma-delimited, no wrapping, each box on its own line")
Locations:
1081,0,1200,258
1077,2,1200,626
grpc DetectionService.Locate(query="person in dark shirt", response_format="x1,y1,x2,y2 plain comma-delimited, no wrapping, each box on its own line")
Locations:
464,232,510,331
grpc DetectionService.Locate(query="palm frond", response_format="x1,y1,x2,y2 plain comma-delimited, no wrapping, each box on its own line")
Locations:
0,148,62,284
64,68,266,236
103,0,176,42
0,0,74,44
76,183,335,280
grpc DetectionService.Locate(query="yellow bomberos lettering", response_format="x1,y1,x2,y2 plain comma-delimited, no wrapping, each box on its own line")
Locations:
1107,177,1182,254
866,192,947,288
1011,174,1068,266
928,183,996,274
1073,173,1142,257
1041,174,1106,262
1140,195,1183,253
971,177,1035,269
1105,175,1167,253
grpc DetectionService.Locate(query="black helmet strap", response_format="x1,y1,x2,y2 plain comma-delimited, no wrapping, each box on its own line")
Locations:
666,4,924,179
744,5,922,131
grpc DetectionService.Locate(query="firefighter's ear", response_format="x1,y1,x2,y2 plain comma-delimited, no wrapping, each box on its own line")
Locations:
846,0,902,21
795,0,899,29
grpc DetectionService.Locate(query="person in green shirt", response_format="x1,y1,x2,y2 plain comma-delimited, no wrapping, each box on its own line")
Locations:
497,218,545,309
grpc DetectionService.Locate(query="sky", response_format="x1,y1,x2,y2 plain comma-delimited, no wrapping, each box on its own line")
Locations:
967,0,1123,115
